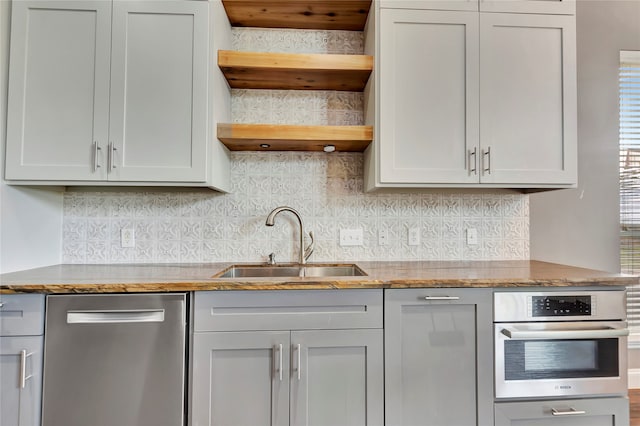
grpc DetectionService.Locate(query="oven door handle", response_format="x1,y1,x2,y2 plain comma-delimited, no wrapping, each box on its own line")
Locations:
500,327,629,340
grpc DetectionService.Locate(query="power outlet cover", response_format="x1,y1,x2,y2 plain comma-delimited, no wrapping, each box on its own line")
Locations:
340,229,364,246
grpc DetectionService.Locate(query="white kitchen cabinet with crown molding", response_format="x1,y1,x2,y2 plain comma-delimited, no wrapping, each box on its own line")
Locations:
5,0,230,190
364,3,577,190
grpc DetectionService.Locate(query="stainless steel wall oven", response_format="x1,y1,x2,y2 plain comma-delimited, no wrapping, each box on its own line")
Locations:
494,290,628,399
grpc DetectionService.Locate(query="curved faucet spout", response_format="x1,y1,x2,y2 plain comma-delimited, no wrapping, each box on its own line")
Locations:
265,206,313,265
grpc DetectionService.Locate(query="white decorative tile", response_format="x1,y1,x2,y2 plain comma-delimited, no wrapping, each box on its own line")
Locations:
59,26,530,264
63,218,87,242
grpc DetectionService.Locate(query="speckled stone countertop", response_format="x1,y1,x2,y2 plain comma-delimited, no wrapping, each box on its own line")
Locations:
0,260,636,294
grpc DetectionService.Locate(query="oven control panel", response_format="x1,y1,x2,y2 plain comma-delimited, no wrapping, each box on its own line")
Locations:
494,290,626,322
531,295,591,317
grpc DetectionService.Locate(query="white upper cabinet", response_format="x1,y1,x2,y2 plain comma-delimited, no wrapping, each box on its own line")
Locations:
479,13,576,185
365,1,577,190
378,0,574,14
5,0,112,181
5,0,231,190
108,1,209,183
378,9,479,184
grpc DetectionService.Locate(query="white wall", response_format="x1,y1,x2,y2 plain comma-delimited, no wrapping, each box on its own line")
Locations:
530,0,640,373
0,0,63,274
530,0,640,273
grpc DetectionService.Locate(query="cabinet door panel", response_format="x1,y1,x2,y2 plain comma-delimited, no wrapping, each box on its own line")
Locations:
191,331,290,426
5,0,111,181
480,13,576,185
290,329,383,426
385,289,493,426
109,1,208,182
0,336,43,426
379,9,479,184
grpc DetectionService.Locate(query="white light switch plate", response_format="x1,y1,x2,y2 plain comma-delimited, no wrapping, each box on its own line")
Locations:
408,227,421,246
466,228,478,245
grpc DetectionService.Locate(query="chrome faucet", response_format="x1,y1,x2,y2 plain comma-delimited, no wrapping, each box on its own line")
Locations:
265,206,314,264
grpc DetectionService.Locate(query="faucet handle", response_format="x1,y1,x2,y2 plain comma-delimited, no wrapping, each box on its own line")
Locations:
304,231,315,261
267,253,277,265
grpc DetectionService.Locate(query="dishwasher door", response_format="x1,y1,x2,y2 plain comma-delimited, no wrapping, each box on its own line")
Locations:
42,293,187,426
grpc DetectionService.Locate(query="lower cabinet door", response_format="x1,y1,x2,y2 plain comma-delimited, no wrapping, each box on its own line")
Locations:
191,331,290,426
290,329,383,426
384,288,493,426
0,336,43,426
494,397,630,426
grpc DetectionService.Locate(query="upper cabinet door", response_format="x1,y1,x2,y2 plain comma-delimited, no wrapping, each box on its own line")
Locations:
479,0,575,15
5,0,111,181
108,1,209,183
378,9,480,185
479,13,576,185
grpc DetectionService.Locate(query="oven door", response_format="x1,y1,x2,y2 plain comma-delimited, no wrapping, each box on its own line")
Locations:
495,321,628,399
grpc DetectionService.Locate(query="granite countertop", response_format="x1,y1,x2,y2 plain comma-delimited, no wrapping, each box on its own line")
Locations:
0,260,636,294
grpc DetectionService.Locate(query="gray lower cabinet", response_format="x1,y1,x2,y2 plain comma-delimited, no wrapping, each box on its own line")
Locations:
0,295,45,426
190,290,384,426
191,331,291,426
494,397,630,426
384,288,493,426
0,337,43,426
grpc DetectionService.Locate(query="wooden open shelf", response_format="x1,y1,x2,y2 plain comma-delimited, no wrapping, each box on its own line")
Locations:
218,123,373,152
221,0,372,31
219,50,373,91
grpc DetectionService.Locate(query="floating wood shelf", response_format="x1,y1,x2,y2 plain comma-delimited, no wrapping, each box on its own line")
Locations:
219,50,373,91
221,0,372,31
218,123,373,152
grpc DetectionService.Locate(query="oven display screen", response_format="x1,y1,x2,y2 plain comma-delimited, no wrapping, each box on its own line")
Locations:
532,295,591,317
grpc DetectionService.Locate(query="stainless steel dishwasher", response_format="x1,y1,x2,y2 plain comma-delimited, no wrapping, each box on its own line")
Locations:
42,293,187,426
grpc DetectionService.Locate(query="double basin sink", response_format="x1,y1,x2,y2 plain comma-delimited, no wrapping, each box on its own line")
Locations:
215,264,367,278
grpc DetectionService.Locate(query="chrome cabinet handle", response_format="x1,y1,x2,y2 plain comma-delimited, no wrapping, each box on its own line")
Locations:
93,142,102,172
468,147,477,175
551,407,586,416
482,146,491,174
274,344,283,381
501,327,629,340
19,349,33,389
296,343,301,380
0,302,4,308
423,296,460,301
108,142,117,170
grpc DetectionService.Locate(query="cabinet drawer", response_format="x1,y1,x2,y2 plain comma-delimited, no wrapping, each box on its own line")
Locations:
0,294,45,336
494,397,629,425
193,290,383,332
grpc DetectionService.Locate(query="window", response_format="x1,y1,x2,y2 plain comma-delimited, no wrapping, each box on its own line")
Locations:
619,50,640,346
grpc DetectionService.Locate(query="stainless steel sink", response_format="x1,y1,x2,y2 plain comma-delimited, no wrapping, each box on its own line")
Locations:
215,264,367,278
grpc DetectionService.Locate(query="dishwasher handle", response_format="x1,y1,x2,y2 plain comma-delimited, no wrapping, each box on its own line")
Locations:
67,309,165,324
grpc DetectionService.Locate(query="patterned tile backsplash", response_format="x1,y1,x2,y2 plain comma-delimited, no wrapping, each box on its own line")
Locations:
61,27,530,264
62,153,529,264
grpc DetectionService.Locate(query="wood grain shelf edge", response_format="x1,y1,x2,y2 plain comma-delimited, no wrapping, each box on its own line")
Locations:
217,123,373,152
218,50,373,91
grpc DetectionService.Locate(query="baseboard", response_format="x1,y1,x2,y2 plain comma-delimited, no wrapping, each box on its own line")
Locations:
630,368,640,389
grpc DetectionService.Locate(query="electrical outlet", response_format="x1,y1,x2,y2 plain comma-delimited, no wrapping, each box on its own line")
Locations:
378,228,389,246
466,228,478,246
408,227,421,246
121,228,135,248
340,229,364,246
